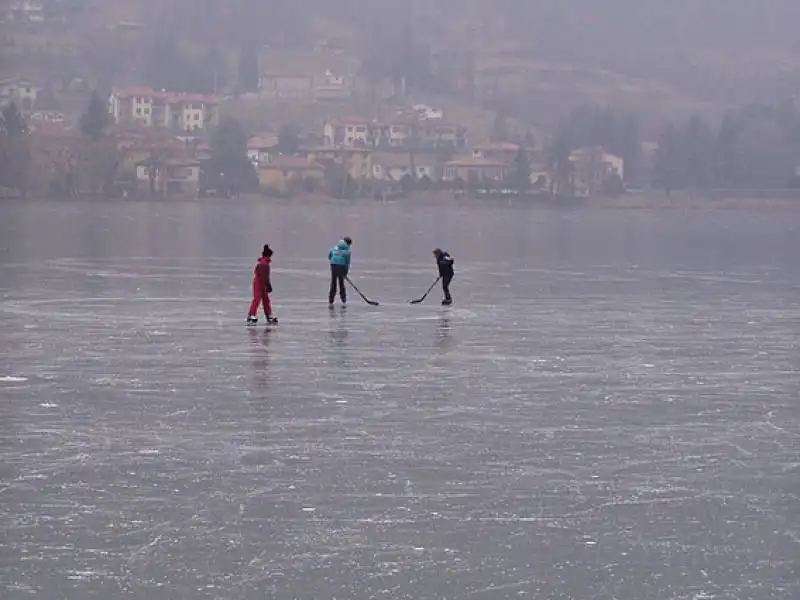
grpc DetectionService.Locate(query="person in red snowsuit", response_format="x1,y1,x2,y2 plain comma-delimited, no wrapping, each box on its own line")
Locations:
247,244,278,324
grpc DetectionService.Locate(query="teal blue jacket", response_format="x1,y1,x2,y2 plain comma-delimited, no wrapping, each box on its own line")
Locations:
328,240,351,267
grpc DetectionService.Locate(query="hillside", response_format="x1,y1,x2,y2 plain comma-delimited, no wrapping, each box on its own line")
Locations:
7,0,800,135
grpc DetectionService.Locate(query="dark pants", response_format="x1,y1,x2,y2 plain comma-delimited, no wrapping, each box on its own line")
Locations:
329,264,347,304
441,273,453,301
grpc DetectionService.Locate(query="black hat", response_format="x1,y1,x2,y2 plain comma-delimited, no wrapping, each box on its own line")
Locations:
343,237,353,245
262,244,273,256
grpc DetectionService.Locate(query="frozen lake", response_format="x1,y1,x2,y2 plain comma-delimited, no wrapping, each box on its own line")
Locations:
1,198,799,599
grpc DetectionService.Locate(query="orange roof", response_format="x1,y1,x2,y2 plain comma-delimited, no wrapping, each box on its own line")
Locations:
302,145,371,153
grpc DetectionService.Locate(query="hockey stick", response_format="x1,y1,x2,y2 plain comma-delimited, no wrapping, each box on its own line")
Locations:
410,276,441,304
345,276,380,306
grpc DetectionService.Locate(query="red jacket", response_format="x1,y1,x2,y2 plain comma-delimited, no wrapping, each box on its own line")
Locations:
254,256,271,290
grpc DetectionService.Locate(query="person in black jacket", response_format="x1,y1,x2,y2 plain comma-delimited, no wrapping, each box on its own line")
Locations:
433,248,455,305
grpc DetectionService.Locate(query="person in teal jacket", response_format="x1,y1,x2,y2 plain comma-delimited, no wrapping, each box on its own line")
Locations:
328,237,352,305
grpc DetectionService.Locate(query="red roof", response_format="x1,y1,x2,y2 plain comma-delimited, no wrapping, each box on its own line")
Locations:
444,156,510,167
111,86,218,104
263,156,324,170
475,142,520,151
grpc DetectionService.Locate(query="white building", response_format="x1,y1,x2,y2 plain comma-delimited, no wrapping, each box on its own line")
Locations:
0,77,39,109
323,117,376,147
108,86,220,131
7,1,44,22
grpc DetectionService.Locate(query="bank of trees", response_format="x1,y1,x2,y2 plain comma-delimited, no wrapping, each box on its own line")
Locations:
654,100,800,191
545,100,800,193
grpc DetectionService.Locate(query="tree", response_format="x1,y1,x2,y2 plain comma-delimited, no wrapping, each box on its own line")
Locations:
1,102,27,136
513,147,531,192
237,43,260,94
546,128,573,196
277,123,300,154
400,172,415,192
653,115,715,191
145,34,215,94
359,13,432,94
203,117,258,196
0,102,30,196
36,84,60,111
492,114,509,142
715,114,740,186
79,92,110,140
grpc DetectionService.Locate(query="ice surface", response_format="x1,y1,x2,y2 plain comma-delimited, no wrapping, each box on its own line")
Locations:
1,198,800,599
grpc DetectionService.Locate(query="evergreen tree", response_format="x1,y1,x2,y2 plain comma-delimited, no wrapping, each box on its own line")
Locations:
79,92,110,140
36,84,60,111
277,123,300,154
237,44,260,93
513,147,531,192
0,102,30,195
204,117,257,196
491,114,509,142
546,128,573,195
1,102,27,136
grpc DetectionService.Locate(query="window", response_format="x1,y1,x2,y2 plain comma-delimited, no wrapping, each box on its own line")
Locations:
136,107,141,115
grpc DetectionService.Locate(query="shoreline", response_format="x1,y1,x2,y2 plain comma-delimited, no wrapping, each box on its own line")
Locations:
2,190,800,211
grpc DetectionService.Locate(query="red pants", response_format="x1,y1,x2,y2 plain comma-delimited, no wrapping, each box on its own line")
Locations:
248,281,272,316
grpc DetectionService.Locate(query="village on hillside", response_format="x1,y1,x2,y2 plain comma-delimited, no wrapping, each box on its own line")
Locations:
0,74,626,200
3,1,800,200
0,1,629,200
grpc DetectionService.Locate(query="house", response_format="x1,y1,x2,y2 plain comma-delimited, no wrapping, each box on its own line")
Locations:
108,86,220,132
313,70,355,102
6,1,44,22
135,157,201,195
28,110,65,126
472,142,520,163
258,74,314,101
303,146,373,181
0,77,39,109
247,135,279,167
323,117,468,151
442,156,511,185
529,162,551,190
323,117,376,148
394,104,444,122
415,122,468,150
568,147,625,196
371,152,439,182
413,104,444,121
258,157,324,194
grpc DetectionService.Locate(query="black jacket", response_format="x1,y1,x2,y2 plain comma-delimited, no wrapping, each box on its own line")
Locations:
436,252,454,277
